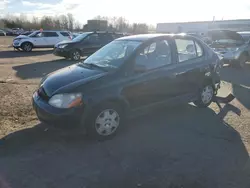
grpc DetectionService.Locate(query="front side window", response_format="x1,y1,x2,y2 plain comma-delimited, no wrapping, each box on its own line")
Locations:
99,34,113,44
175,39,203,62
72,32,91,42
135,40,172,70
85,34,99,44
43,32,59,37
83,40,141,70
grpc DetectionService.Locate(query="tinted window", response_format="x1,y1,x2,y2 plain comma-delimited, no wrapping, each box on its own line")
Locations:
60,32,70,36
99,33,113,44
85,34,99,44
175,39,203,62
135,40,172,70
43,32,59,37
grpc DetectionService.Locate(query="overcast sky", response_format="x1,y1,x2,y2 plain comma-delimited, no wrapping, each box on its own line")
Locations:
1,0,250,25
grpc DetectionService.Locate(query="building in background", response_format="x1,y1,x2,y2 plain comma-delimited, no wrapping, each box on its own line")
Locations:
157,19,250,34
84,20,108,31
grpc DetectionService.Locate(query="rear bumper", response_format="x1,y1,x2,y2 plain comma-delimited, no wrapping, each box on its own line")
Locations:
32,92,84,128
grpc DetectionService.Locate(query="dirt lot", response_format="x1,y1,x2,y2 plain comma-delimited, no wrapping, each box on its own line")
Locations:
0,36,250,188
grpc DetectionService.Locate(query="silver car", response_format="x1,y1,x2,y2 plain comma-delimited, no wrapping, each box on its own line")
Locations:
207,30,250,68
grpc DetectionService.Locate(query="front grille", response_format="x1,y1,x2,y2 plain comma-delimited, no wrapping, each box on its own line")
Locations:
37,87,49,101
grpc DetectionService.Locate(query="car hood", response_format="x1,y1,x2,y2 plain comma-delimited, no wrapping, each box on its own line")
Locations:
41,64,107,97
14,35,29,39
55,40,76,47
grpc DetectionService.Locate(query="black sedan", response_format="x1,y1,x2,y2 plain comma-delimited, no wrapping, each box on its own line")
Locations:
33,34,221,139
53,31,128,61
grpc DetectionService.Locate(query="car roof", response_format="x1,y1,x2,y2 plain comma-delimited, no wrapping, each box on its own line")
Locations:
32,30,71,32
238,31,250,35
116,33,188,41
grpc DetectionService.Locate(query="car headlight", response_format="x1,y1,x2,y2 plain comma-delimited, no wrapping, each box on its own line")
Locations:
58,44,68,48
227,47,239,52
14,38,21,42
48,93,82,108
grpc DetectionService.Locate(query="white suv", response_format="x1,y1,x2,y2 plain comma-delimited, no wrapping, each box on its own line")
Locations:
12,30,72,52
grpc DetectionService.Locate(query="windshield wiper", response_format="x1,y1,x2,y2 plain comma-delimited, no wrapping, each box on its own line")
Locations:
83,63,108,70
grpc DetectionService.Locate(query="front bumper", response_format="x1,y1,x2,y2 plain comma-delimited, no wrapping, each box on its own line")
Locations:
12,41,21,48
32,91,84,127
53,47,70,57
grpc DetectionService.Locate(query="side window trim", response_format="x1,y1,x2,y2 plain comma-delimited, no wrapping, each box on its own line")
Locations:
194,40,205,58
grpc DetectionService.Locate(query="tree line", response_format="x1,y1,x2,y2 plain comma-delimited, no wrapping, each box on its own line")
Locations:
1,14,155,34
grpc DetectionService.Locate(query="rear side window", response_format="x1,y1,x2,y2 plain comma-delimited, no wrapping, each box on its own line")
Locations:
175,39,203,62
43,32,59,37
60,32,70,37
195,41,203,57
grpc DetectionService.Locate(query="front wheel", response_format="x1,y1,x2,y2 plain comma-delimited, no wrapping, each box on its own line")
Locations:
193,84,214,108
21,42,33,52
85,103,123,140
70,50,81,61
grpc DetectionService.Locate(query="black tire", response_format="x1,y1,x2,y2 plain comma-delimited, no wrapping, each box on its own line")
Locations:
70,49,81,61
238,53,248,68
85,102,123,140
193,84,214,108
21,42,33,52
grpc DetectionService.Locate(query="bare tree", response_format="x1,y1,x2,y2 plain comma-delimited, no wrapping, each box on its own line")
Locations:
59,15,69,30
74,21,81,31
67,13,74,31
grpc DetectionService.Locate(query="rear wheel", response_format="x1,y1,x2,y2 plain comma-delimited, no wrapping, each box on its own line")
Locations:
21,42,33,52
85,103,123,140
238,53,248,68
193,84,214,108
70,49,81,61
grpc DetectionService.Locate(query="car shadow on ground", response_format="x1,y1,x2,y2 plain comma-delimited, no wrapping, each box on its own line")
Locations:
221,66,250,109
12,59,74,79
0,103,249,188
0,49,53,58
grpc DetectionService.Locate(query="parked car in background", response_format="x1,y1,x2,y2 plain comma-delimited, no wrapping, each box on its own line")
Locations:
12,30,72,52
238,31,250,43
33,34,221,139
12,28,24,35
20,31,33,36
0,30,6,36
2,28,14,36
72,33,80,39
207,30,250,68
53,31,128,60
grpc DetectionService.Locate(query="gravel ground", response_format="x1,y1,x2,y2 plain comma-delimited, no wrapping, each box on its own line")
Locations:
0,36,250,188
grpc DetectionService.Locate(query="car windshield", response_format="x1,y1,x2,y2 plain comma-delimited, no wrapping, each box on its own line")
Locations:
28,31,39,37
72,32,91,42
213,39,243,44
83,40,141,70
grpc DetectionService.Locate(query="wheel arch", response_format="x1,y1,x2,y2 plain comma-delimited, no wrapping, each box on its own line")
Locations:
91,96,130,114
20,41,34,47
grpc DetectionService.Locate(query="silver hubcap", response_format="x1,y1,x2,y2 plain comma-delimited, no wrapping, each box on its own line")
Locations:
24,44,31,51
201,85,214,104
73,51,80,60
95,109,120,136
